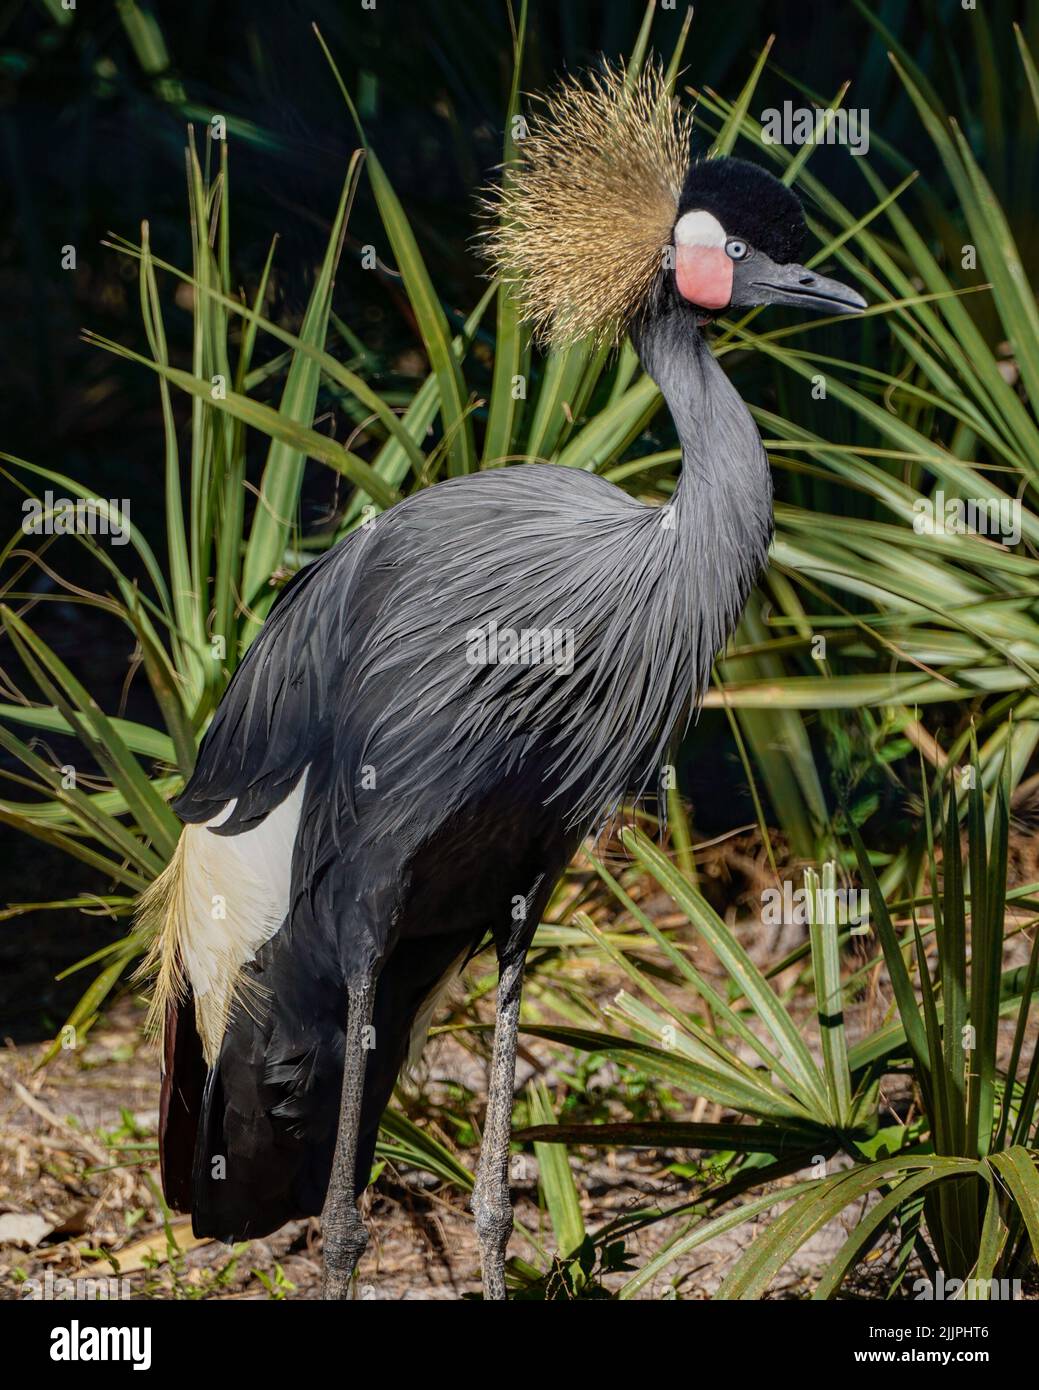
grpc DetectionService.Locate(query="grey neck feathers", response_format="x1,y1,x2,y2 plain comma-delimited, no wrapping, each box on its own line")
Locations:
633,304,774,689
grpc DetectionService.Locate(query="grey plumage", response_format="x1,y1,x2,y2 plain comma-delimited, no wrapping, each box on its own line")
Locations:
184,311,771,847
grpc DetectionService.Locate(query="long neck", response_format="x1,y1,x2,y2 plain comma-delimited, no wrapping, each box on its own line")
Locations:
633,305,774,684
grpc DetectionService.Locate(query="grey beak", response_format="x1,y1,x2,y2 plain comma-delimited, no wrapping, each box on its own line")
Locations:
747,258,867,315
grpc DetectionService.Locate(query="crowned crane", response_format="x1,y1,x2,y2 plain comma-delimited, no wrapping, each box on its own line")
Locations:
139,60,865,1300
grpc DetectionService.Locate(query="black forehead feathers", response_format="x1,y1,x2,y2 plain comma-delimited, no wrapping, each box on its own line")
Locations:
678,156,808,265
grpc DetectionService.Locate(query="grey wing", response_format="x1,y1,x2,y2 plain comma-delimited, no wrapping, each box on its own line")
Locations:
174,536,363,832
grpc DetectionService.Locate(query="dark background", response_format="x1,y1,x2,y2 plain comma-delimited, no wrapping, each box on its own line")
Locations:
0,0,1032,1037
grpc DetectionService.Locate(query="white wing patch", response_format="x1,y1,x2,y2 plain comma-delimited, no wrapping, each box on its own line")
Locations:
138,771,308,1065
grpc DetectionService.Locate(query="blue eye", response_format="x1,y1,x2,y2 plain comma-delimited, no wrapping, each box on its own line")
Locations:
725,238,749,261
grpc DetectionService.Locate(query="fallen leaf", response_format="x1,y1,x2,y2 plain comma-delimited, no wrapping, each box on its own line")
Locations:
50,1206,92,1238
82,1221,211,1275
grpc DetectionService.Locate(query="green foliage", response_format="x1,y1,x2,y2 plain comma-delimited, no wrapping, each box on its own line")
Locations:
520,750,1039,1298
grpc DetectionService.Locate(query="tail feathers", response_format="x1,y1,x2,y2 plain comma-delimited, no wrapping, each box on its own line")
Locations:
159,994,207,1213
140,814,477,1238
190,932,476,1238
190,993,344,1240
160,1008,343,1240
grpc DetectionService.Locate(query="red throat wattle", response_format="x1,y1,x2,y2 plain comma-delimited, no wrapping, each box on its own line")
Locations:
676,245,733,311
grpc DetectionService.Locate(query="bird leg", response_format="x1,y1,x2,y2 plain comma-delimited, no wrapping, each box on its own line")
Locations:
322,981,375,1300
471,953,524,1300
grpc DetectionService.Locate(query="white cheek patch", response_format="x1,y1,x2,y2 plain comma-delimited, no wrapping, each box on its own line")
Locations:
673,209,726,249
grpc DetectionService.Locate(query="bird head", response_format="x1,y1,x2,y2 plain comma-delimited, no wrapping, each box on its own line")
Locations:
672,157,865,319
483,60,865,347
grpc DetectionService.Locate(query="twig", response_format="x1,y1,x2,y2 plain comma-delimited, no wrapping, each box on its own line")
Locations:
8,1079,109,1165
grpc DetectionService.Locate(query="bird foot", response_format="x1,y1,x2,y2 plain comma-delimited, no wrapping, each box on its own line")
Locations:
322,1211,368,1300
472,1184,513,1300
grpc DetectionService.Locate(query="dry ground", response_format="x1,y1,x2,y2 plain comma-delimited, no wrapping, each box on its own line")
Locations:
0,998,886,1301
